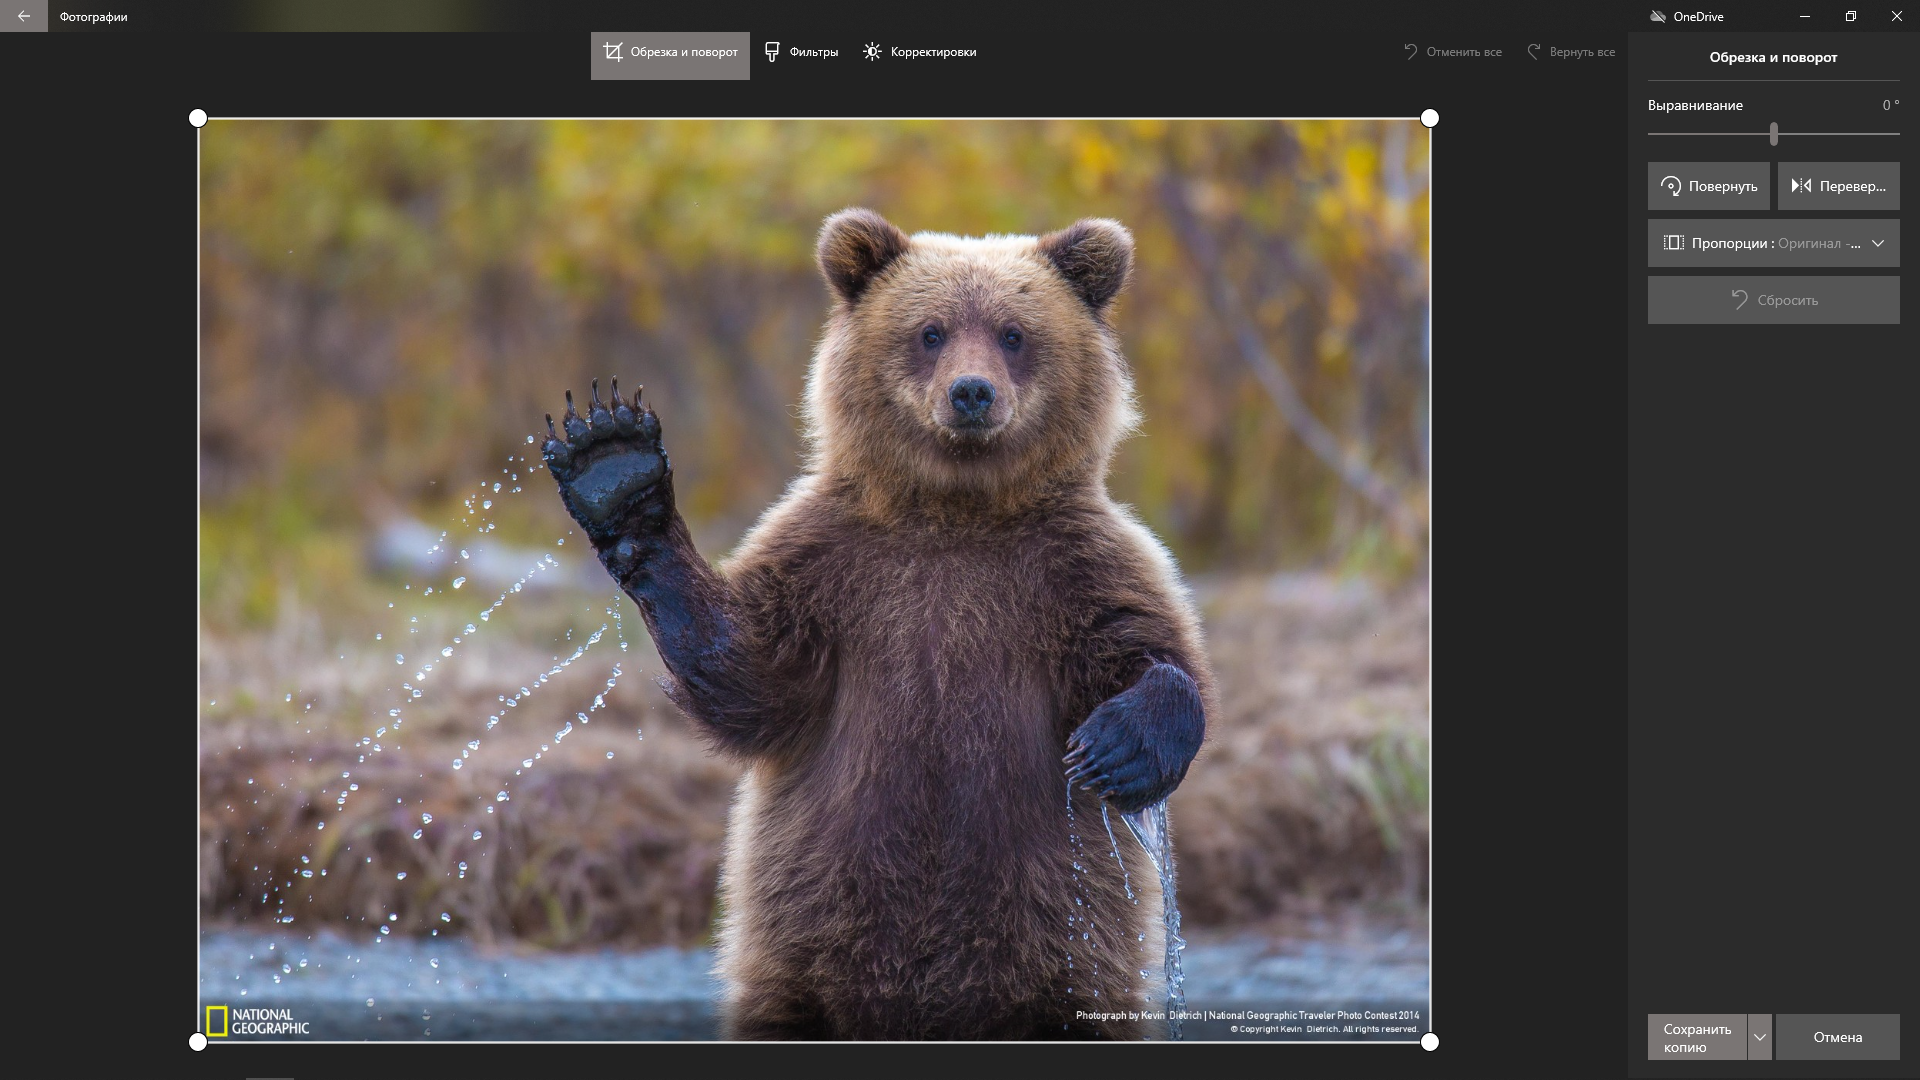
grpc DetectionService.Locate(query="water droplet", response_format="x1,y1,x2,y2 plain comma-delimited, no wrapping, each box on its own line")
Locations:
430,958,440,968
395,654,405,664
472,830,482,840
441,647,453,657
495,791,509,802
376,633,383,640
492,482,501,492
441,912,452,922
606,751,615,759
411,829,423,840
460,550,469,559
482,499,492,510
396,872,407,880
316,821,325,830
452,577,466,589
285,693,292,702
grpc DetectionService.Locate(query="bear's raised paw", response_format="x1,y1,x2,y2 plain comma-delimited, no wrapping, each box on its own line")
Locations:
542,377,672,545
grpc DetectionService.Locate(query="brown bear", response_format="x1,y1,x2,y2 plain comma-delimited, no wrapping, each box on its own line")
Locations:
541,209,1214,1039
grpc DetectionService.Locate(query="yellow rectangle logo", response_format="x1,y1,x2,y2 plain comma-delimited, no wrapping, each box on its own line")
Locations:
206,1004,229,1037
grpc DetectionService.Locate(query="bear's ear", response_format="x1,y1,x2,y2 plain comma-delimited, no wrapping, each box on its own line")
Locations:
817,208,911,304
1037,218,1134,312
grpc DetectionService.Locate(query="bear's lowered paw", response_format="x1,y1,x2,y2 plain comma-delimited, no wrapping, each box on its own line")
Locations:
1063,662,1205,814
542,377,672,547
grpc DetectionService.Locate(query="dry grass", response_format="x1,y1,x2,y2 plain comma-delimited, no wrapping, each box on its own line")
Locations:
1174,574,1429,925
199,572,1427,948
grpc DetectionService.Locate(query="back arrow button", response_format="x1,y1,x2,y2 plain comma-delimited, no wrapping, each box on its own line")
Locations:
2,0,45,32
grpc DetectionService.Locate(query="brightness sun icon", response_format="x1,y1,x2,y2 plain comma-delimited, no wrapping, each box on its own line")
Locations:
863,42,882,61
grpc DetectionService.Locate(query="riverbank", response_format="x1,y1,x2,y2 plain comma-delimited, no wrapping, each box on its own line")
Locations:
200,912,1427,1041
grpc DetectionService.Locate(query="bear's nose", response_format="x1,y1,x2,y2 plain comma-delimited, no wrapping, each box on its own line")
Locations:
948,376,996,422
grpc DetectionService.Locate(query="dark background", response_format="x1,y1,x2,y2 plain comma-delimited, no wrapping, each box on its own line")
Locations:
11,2,1911,1076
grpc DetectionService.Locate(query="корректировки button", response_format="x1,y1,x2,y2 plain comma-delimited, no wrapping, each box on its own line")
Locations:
1647,162,1769,210
1647,277,1900,324
1775,1014,1901,1061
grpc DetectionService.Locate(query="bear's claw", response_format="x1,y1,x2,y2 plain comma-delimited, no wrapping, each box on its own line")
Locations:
542,378,672,544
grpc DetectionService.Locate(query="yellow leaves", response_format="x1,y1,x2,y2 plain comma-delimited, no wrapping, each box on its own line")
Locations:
1070,131,1120,196
1342,143,1378,208
199,117,1431,596
1326,284,1359,330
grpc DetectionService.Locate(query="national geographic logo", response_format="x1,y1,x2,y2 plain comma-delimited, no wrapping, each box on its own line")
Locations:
205,1004,311,1036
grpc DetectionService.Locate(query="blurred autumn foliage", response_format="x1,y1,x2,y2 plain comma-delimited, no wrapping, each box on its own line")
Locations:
200,119,1428,627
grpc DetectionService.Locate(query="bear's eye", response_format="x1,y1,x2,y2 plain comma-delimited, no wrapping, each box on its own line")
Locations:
922,327,943,348
1001,327,1024,350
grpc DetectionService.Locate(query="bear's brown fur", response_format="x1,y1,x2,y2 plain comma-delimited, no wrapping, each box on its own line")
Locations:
710,210,1214,1039
545,208,1214,1039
